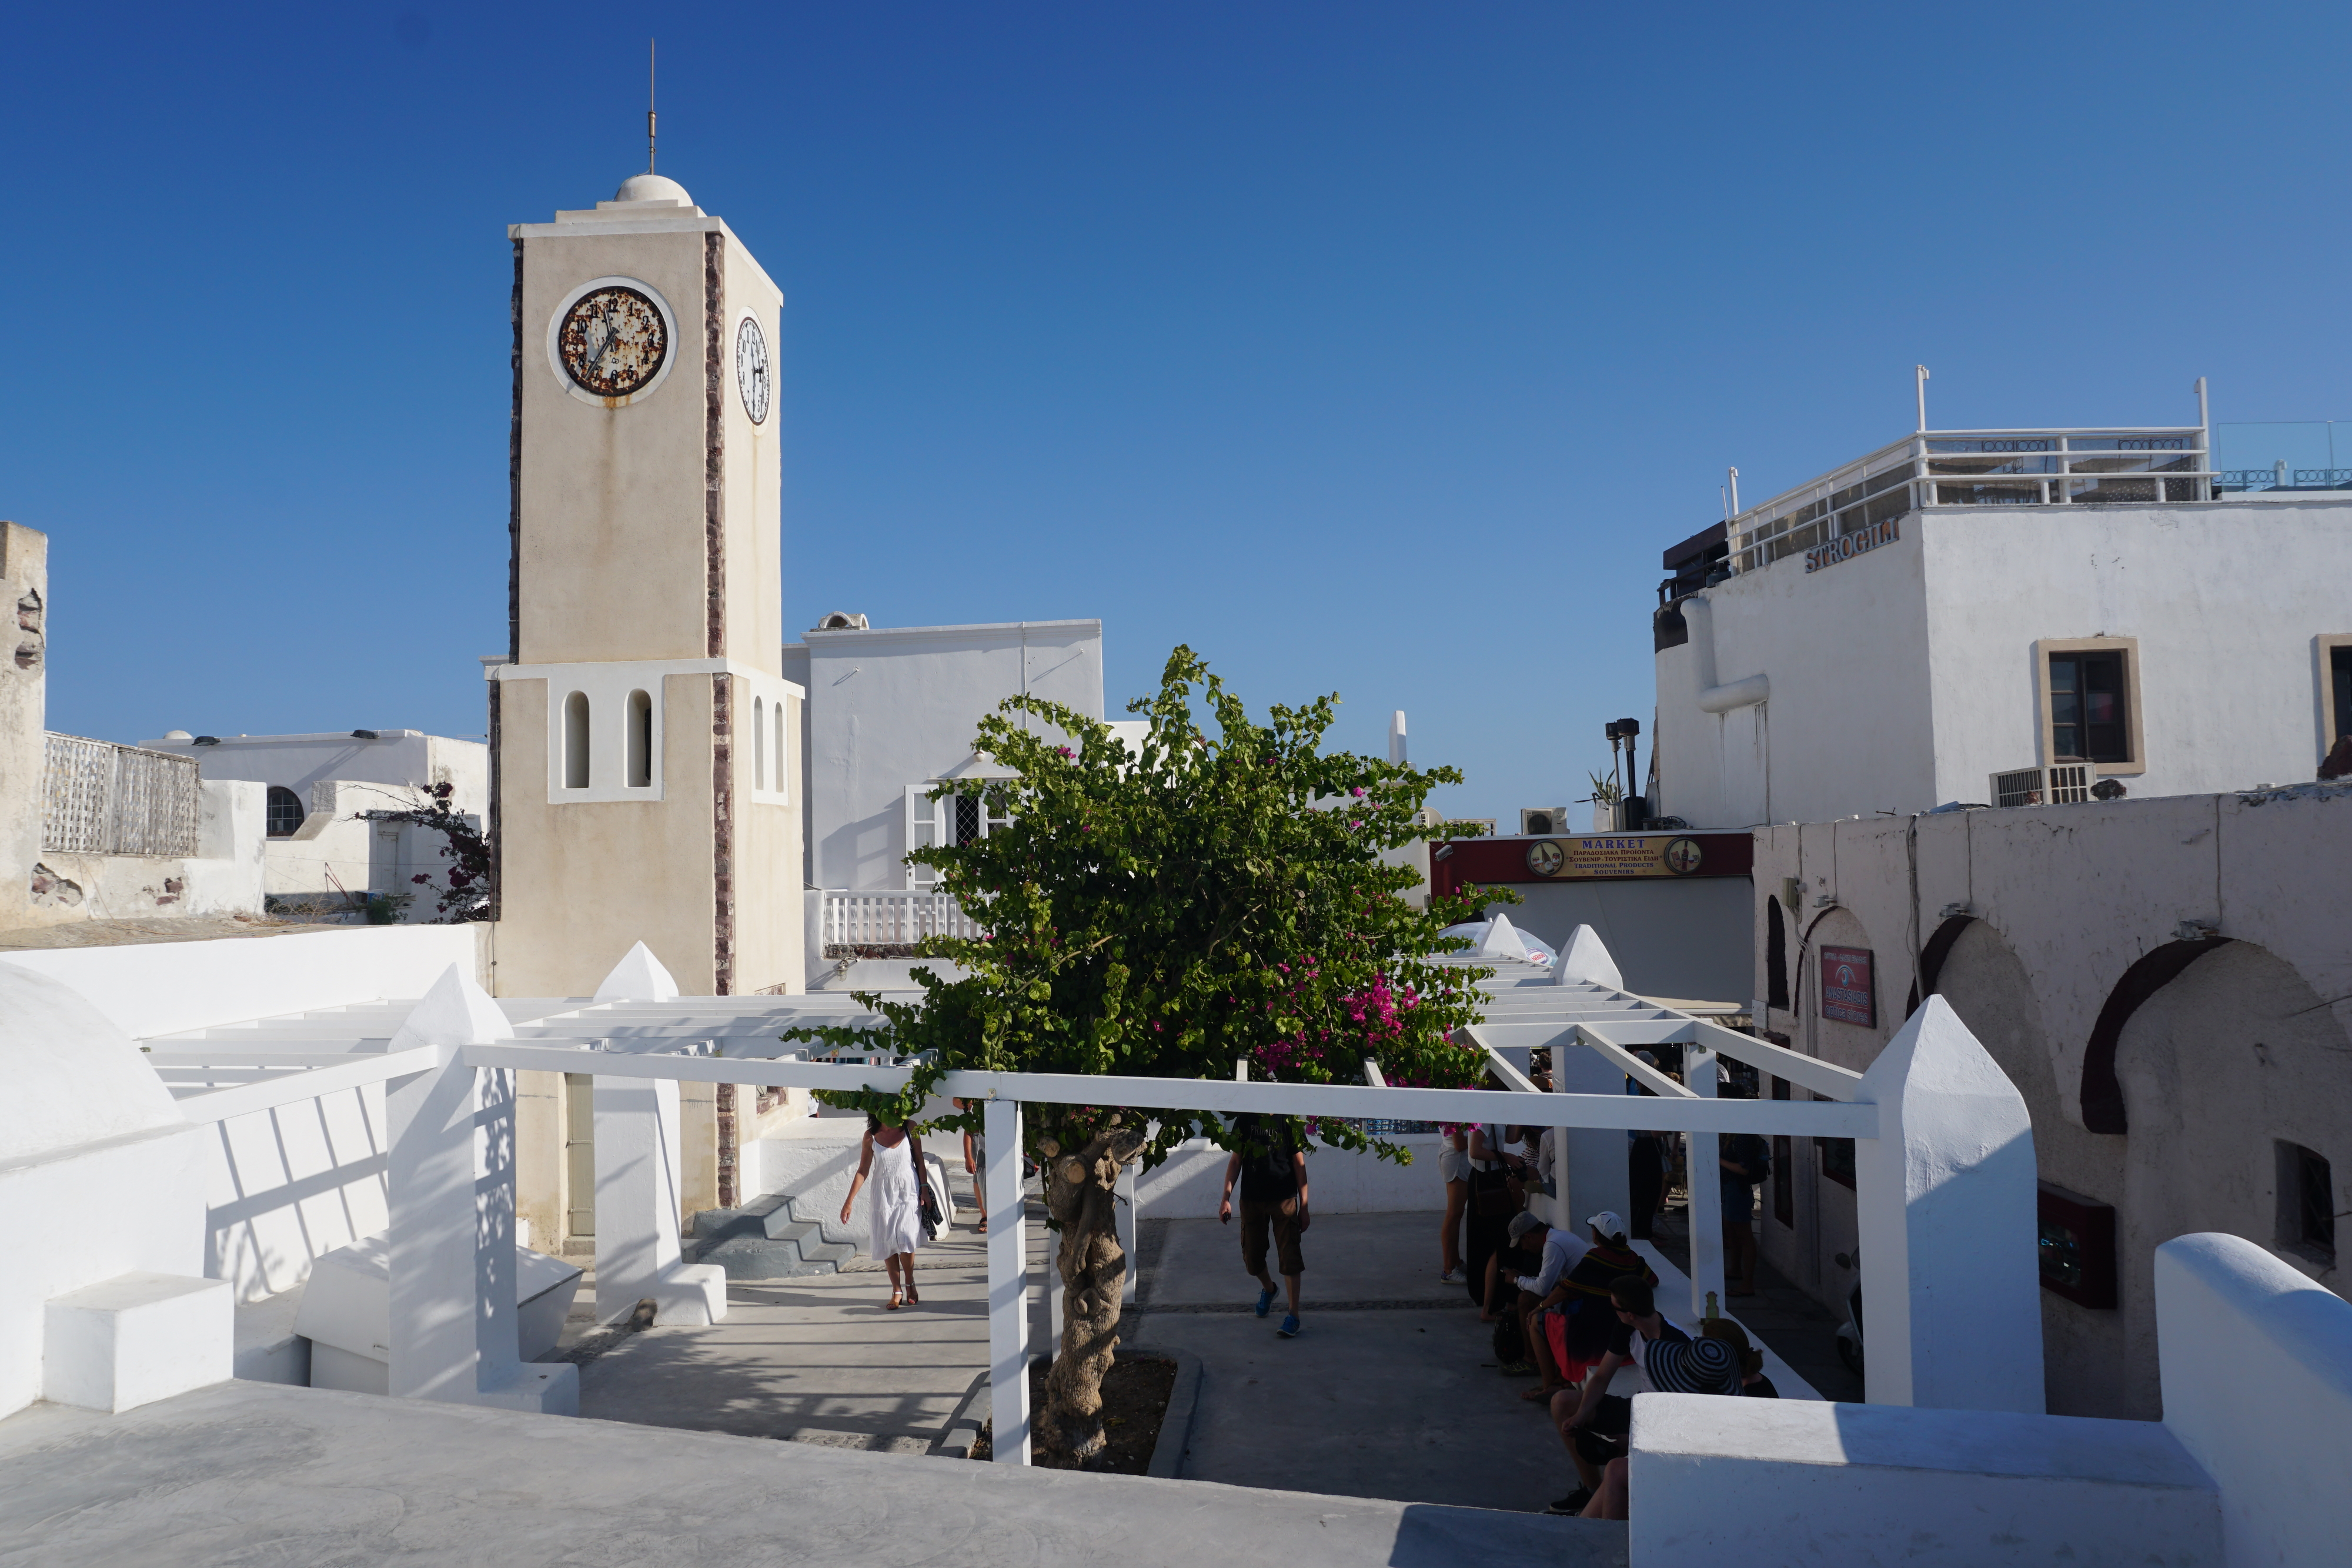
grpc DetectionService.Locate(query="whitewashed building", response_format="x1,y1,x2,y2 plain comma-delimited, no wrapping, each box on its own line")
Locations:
0,523,265,930
1748,778,2350,1423
1652,410,2352,828
141,730,486,921
783,616,1138,965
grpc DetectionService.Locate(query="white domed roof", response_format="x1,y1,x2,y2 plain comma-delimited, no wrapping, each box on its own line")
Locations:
614,173,693,205
0,964,185,1162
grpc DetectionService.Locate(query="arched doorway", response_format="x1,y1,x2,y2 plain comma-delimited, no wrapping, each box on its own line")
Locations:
2111,941,2351,1420
1929,918,2126,1416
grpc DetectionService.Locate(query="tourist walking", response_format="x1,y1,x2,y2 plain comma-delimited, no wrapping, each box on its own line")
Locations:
841,1114,926,1310
1437,1124,1469,1282
955,1098,987,1235
1220,1112,1309,1338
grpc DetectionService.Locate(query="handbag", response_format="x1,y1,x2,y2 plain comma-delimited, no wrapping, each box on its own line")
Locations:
1471,1162,1515,1219
911,1134,944,1241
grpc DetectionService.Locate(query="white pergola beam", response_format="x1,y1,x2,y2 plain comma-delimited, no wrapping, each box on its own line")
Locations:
453,1045,1881,1137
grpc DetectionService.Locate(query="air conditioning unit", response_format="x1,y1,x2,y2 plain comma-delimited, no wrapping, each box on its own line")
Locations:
1989,764,2090,809
1520,807,1572,835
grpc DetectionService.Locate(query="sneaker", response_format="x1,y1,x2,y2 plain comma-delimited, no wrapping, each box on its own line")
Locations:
1440,1266,1464,1283
1254,1288,1276,1318
1546,1487,1593,1516
1498,1359,1536,1376
1278,1313,1301,1338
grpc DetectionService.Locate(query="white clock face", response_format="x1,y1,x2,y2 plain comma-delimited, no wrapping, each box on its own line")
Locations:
734,315,771,424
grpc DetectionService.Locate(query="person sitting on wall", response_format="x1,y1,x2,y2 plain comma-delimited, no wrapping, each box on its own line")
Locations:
1545,1274,1740,1518
1493,1209,1586,1392
1522,1212,1656,1403
1700,1315,1778,1398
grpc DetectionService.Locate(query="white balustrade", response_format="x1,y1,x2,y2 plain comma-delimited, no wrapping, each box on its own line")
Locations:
820,890,983,950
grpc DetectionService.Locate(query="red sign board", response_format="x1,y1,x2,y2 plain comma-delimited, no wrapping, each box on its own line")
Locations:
1820,946,1875,1027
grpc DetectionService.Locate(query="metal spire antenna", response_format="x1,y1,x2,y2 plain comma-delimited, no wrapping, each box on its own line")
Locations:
647,39,657,173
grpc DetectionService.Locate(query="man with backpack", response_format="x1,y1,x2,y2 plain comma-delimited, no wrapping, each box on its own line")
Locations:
1220,1113,1310,1338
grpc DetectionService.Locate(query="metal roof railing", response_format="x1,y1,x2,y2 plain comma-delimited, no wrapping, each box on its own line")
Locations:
1727,427,2214,576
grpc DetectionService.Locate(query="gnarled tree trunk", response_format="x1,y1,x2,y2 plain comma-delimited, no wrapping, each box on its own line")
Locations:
1036,1120,1146,1463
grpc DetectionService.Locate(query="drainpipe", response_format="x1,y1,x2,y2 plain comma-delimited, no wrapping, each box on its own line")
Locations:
1684,594,1770,714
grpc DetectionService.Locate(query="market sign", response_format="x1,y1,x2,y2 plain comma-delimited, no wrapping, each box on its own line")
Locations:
1820,945,1876,1027
1805,517,1899,574
1521,835,1707,880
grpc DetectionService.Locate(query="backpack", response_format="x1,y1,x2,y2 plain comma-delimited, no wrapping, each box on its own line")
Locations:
1491,1312,1526,1367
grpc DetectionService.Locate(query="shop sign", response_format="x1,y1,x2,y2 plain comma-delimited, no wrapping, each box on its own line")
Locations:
1820,945,1876,1027
1521,835,1708,880
1805,517,1899,574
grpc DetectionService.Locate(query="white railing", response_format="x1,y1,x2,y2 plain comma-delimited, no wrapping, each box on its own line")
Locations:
821,889,983,950
42,731,202,857
1729,427,2215,575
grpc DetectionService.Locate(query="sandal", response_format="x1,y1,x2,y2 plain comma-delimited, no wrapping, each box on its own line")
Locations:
887,1289,903,1311
975,1220,987,1235
1519,1385,1564,1403
905,1283,921,1305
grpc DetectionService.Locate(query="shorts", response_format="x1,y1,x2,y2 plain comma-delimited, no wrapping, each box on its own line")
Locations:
1572,1395,1632,1469
1438,1146,1469,1185
1721,1182,1755,1223
1240,1195,1305,1278
1540,1309,1601,1387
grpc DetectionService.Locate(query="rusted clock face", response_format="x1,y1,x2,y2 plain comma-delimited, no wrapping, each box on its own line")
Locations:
556,285,669,397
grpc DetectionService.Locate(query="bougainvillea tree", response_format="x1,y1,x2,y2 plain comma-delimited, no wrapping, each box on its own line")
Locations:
789,646,1504,1461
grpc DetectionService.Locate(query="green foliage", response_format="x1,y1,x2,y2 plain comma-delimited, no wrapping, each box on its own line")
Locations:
1585,771,1622,806
787,646,1506,1168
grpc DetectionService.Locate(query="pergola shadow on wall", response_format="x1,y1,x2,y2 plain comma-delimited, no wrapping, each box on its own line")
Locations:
160,940,2046,1462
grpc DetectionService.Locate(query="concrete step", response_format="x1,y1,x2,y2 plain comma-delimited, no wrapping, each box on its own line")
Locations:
689,1196,854,1280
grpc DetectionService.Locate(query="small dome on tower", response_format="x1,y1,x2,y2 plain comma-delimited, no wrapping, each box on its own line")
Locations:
614,173,693,205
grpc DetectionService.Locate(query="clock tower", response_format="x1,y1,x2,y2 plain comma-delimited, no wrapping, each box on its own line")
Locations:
491,173,800,998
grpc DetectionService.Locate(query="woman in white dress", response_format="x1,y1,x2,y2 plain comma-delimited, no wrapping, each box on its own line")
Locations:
841,1115,925,1309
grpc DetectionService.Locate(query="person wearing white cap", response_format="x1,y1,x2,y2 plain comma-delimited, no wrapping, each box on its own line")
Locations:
1521,1211,1651,1403
1493,1209,1588,1385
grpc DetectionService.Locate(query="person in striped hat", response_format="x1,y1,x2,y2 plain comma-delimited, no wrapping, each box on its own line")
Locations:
1545,1273,1740,1517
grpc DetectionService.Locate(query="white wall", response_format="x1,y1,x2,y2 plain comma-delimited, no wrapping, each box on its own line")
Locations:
1628,1393,2221,1566
1655,524,1935,830
1476,878,1751,1002
1657,499,2352,831
797,620,1105,891
2155,1232,2352,1568
0,922,486,1039
1750,784,2352,1419
26,779,268,925
205,1087,389,1303
143,731,490,819
1921,501,2352,804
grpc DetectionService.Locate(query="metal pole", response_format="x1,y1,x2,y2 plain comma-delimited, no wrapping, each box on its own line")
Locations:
1727,466,1740,517
1915,365,1930,433
2194,376,2211,500
984,1097,1030,1463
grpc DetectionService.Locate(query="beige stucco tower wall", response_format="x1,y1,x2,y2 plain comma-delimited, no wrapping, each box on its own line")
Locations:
490,177,802,1002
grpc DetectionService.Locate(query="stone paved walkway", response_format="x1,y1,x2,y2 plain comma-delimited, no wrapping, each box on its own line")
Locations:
568,1182,1050,1453
1124,1212,1585,1512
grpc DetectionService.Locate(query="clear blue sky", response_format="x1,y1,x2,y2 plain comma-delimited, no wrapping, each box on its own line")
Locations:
6,2,2347,821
